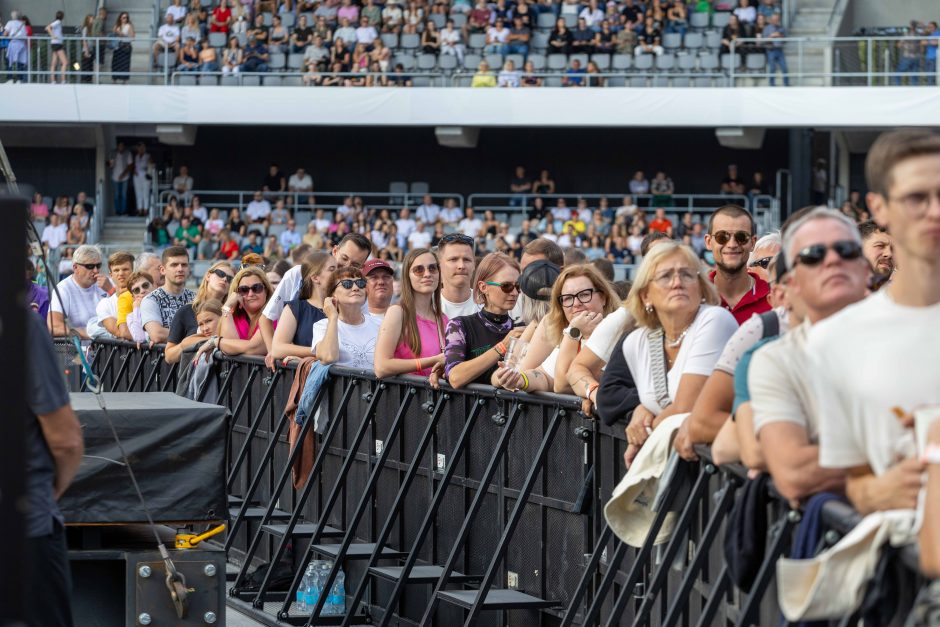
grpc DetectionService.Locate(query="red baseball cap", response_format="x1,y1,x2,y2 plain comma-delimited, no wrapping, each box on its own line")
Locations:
362,259,394,277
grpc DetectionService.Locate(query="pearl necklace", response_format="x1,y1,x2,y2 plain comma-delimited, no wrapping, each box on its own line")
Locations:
665,324,692,348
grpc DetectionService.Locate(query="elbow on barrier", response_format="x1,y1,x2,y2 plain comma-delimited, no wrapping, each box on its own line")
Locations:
57,338,932,626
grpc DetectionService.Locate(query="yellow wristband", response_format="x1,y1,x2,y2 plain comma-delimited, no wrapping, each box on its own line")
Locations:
519,371,530,391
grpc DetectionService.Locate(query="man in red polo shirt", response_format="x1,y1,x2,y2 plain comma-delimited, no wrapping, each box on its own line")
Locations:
703,204,771,324
648,207,673,236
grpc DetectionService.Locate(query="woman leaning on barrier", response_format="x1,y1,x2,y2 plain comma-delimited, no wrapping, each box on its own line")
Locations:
311,267,382,368
271,252,334,363
164,261,235,363
443,252,524,389
620,242,737,466
373,248,448,378
196,266,272,361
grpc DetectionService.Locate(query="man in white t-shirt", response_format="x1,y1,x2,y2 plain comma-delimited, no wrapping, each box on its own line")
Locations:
314,208,331,232
41,214,68,251
748,209,868,504
132,143,153,216
153,14,181,65
336,196,355,217
166,0,187,23
354,16,378,45
48,245,108,338
808,129,940,515
288,167,315,207
172,165,194,206
416,194,441,225
407,221,433,250
395,208,417,247
439,198,463,224
438,234,481,320
615,195,639,219
246,191,272,223
457,208,482,239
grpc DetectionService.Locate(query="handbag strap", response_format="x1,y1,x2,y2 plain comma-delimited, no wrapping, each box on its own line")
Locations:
647,327,670,409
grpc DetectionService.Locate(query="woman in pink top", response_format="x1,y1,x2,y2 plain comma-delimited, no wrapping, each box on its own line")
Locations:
373,248,448,378
31,192,49,219
195,265,272,360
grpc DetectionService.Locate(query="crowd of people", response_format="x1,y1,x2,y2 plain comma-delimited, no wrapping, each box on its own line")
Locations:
28,128,940,623
32,190,96,279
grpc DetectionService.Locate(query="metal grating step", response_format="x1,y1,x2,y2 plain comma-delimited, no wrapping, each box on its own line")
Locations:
229,507,292,520
310,543,407,560
369,565,481,584
436,588,559,610
261,523,344,538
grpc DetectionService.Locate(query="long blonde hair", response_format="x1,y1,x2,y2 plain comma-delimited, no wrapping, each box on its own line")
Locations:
193,261,234,310
543,264,619,345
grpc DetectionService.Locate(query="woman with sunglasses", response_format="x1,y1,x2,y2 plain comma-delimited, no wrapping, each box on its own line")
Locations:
312,267,382,368
618,242,737,466
443,252,524,389
495,264,620,394
165,261,236,363
196,266,273,361
374,248,448,378
271,252,335,362
117,271,156,344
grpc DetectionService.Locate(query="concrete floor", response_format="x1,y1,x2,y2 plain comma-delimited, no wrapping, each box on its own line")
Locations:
227,604,269,627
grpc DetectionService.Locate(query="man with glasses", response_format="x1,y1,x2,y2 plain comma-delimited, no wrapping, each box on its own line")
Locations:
362,258,394,320
746,208,868,504
704,204,771,324
48,245,108,338
140,246,194,343
438,233,481,320
88,251,135,339
808,129,940,515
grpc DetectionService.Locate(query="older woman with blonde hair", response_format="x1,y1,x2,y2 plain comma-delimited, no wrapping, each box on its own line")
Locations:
620,241,737,465
195,265,273,360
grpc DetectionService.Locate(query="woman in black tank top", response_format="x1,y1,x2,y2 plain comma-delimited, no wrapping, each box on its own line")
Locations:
271,252,334,362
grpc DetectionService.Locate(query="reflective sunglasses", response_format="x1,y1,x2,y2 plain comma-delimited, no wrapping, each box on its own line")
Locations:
411,263,439,276
236,283,266,295
748,256,773,269
335,278,367,290
712,230,752,246
558,287,597,308
485,280,520,293
211,268,234,282
793,240,863,267
76,262,102,270
131,282,151,294
439,233,474,247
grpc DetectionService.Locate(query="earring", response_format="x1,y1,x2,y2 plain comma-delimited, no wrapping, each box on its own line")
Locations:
645,303,653,314
701,297,706,303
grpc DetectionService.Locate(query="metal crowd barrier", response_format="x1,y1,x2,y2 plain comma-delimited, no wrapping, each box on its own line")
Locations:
59,339,932,626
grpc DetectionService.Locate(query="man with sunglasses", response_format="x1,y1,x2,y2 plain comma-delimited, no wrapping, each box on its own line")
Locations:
746,208,868,505
140,246,194,343
438,233,481,320
808,129,940,516
704,205,771,324
746,231,782,283
48,245,108,338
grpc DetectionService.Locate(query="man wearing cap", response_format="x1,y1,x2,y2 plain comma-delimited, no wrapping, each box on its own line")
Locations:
362,258,394,321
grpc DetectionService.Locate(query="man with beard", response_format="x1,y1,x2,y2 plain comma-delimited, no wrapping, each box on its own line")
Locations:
140,246,194,343
858,219,895,280
704,205,771,324
362,258,394,320
438,233,480,320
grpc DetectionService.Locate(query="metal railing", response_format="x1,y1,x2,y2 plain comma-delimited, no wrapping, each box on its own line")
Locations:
6,33,939,88
729,35,940,87
59,338,934,627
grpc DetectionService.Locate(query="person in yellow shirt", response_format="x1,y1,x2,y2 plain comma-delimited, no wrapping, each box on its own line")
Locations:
470,60,496,87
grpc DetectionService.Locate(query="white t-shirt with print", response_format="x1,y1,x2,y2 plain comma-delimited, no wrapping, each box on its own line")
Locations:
622,305,737,415
808,290,940,475
311,315,382,369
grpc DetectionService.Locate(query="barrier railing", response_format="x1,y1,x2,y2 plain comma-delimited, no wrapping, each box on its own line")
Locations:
62,338,932,626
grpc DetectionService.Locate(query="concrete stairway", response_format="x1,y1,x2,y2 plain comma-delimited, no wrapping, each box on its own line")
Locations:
786,0,839,86
98,216,148,254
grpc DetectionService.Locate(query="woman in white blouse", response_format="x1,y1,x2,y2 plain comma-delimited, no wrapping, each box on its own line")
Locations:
620,241,737,465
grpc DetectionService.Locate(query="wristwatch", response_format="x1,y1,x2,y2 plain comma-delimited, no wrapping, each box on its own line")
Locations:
563,326,582,341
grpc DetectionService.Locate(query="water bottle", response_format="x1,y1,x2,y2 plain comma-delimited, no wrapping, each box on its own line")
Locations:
297,563,314,612
318,561,335,615
302,562,320,612
327,568,346,616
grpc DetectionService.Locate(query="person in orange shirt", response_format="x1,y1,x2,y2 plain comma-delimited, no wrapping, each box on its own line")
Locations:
648,207,673,237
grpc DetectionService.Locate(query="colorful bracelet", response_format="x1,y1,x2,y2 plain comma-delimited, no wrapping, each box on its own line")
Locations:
494,342,507,358
415,358,423,373
586,382,600,402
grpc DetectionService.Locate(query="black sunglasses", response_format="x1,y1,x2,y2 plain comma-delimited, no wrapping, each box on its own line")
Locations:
439,233,474,247
77,262,102,270
712,230,752,246
748,256,773,269
794,240,863,267
335,278,367,290
131,282,151,294
211,268,234,282
236,283,266,294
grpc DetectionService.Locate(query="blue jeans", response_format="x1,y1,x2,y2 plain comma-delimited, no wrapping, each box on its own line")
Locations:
926,58,937,85
200,61,220,72
243,59,269,72
113,179,128,215
767,48,789,86
501,43,529,58
895,56,920,85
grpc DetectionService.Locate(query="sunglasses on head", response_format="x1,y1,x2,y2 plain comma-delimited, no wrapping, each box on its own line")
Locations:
236,283,266,295
485,280,520,294
77,262,102,270
131,282,151,294
211,268,234,282
712,230,752,246
411,263,439,276
336,278,367,290
794,240,863,267
439,233,474,247
749,256,773,269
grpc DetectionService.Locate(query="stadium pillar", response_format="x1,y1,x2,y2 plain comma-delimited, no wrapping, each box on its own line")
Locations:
788,128,813,214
